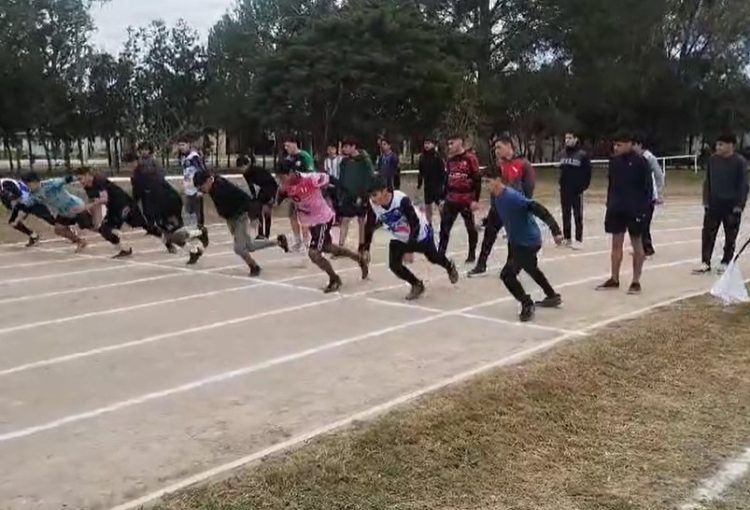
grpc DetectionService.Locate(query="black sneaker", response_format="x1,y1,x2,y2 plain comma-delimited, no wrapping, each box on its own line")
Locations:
467,264,486,278
112,248,133,259
359,253,370,280
249,265,262,277
520,302,535,322
447,261,459,284
627,282,642,295
465,253,476,264
406,281,426,301
323,277,342,294
595,278,620,291
277,234,290,253
536,294,562,308
26,234,39,247
255,234,267,241
166,243,178,254
198,226,209,248
186,248,204,265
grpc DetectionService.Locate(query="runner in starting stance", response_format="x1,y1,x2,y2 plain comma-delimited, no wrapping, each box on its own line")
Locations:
194,169,289,276
1,177,55,246
484,169,563,322
276,159,369,293
363,177,459,300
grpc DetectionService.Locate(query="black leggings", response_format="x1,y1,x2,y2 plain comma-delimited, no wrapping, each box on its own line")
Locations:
500,244,556,305
477,201,502,267
702,202,742,265
438,201,478,258
642,203,655,255
99,204,161,245
560,190,583,242
389,237,450,286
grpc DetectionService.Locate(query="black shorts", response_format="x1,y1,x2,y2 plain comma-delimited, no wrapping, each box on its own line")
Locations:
56,211,95,230
309,221,333,251
423,186,442,206
338,197,367,218
104,203,147,230
604,210,646,236
5,200,56,225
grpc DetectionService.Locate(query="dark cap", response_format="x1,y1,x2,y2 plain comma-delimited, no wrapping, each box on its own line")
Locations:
192,168,212,188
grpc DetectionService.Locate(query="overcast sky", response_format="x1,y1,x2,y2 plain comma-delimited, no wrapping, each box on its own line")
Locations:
89,0,235,54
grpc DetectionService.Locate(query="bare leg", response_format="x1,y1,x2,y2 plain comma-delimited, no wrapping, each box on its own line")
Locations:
308,247,339,280
630,234,645,284
357,216,366,248
425,203,433,226
54,224,80,243
610,233,625,282
339,217,351,247
290,214,301,244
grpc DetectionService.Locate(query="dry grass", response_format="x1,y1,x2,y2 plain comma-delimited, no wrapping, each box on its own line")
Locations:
154,296,750,510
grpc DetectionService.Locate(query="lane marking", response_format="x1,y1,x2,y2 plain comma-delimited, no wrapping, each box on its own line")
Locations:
0,256,700,442
108,275,731,510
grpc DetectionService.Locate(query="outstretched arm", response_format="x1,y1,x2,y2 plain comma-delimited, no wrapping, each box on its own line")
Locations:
362,204,381,251
528,200,562,239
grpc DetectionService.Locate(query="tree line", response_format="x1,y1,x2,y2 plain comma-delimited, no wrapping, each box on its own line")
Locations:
1,0,749,172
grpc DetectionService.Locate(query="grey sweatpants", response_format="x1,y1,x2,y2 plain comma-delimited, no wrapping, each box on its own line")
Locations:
227,213,276,257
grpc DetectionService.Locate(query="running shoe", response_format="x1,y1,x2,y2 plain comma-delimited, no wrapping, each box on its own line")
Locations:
277,234,290,253
323,276,342,294
406,281,426,301
186,247,204,265
535,294,562,308
519,302,535,322
26,234,39,247
112,248,133,259
595,278,620,291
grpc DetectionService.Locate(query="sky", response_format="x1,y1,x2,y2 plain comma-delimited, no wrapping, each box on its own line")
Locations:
89,0,235,55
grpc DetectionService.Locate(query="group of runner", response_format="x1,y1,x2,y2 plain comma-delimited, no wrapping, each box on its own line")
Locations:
1,131,747,322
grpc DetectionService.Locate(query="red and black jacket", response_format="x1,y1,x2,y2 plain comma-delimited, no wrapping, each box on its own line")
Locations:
445,151,481,205
497,157,536,198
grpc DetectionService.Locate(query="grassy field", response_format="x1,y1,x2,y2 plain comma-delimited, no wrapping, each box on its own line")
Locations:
153,296,750,510
0,168,705,244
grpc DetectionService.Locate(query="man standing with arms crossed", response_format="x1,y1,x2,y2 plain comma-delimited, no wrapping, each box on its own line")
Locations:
338,138,375,252
596,132,653,294
177,136,206,229
692,134,748,275
558,131,591,249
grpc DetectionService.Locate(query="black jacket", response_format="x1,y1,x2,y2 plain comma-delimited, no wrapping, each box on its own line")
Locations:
703,153,749,209
208,175,259,220
243,166,279,202
417,149,445,192
559,146,592,194
606,152,652,214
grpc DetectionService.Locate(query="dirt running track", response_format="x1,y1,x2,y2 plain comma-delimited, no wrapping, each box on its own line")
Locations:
0,200,745,509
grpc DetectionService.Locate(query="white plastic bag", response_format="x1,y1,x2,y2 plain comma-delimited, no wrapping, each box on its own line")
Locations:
711,260,749,305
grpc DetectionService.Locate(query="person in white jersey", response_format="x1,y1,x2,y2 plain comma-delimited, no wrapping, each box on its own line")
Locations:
1,177,55,246
363,177,459,300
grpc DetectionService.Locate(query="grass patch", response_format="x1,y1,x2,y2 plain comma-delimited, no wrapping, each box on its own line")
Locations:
155,297,750,510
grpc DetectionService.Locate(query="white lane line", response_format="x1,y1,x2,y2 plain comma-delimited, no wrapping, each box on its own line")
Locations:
0,256,699,443
108,274,727,510
0,239,701,374
366,297,585,337
0,257,81,270
679,446,750,510
0,222,228,249
0,284,260,336
0,273,185,305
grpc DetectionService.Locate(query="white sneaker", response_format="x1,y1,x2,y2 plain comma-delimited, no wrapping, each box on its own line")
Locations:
563,239,573,248
691,263,711,275
291,241,304,253
572,241,583,251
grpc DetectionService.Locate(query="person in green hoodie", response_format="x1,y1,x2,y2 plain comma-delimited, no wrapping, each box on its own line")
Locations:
338,137,375,251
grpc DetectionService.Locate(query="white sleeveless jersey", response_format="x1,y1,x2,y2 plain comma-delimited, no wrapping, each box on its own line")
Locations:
369,191,430,243
0,178,29,200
